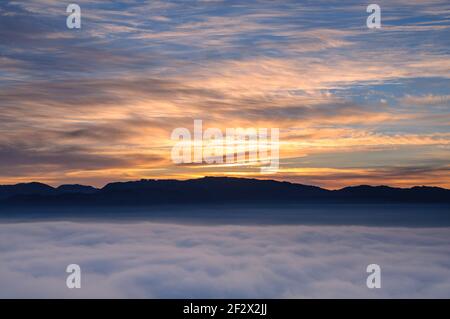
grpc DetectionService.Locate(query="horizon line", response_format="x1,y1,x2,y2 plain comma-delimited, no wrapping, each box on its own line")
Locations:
1,176,449,192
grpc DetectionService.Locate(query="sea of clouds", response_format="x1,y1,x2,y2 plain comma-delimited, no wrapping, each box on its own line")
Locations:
1,221,450,298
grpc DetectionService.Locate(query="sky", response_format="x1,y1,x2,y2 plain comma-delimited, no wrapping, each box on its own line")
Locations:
0,0,449,188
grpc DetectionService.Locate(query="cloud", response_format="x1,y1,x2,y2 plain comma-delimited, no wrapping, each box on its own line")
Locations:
0,0,449,187
0,221,450,298
400,94,450,107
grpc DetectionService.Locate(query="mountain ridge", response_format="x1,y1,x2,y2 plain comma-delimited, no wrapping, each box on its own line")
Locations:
0,176,449,206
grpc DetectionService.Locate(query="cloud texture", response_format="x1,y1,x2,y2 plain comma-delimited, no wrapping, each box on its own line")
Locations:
0,0,449,187
1,221,450,298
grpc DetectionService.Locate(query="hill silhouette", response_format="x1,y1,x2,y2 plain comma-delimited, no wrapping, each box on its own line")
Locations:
0,177,449,207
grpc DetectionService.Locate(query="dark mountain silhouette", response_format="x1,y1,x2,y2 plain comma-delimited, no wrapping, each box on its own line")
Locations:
56,184,98,194
0,177,449,207
0,182,97,200
337,185,450,202
0,182,54,200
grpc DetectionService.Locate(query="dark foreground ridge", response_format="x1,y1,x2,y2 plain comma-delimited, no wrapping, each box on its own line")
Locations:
0,177,449,207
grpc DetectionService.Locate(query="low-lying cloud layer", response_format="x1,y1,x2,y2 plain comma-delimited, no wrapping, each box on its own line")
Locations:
1,221,450,298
